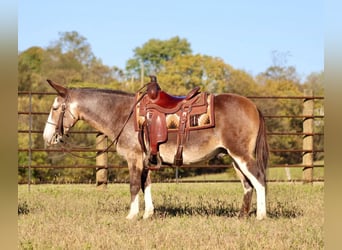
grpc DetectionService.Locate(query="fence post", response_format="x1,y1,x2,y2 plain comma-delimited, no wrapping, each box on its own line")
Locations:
96,134,108,189
302,89,314,183
28,92,32,191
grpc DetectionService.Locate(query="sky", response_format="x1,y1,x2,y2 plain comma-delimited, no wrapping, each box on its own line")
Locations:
18,0,323,80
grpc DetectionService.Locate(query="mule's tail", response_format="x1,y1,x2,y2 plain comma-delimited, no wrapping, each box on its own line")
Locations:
255,109,269,184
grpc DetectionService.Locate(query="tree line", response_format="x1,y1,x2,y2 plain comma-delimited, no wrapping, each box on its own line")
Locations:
18,31,324,183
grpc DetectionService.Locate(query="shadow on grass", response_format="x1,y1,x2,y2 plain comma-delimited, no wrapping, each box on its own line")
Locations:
267,201,304,218
153,201,303,219
154,202,239,218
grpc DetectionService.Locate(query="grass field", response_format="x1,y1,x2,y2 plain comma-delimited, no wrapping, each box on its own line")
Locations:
18,182,323,249
178,165,324,182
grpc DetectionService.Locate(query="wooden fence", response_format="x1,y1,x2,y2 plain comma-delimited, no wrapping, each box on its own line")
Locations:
18,90,324,185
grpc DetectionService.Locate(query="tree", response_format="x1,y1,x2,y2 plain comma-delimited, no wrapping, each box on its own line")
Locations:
18,31,125,183
125,36,192,78
18,31,122,87
257,65,300,84
18,46,44,91
225,69,260,96
301,71,324,161
42,31,94,84
154,54,229,94
49,31,95,67
257,50,300,84
155,54,260,96
301,71,324,96
256,68,303,165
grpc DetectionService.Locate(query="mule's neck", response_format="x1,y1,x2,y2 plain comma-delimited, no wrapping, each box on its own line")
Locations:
73,89,134,140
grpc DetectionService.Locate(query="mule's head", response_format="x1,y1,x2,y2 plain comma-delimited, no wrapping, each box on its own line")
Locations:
43,80,78,146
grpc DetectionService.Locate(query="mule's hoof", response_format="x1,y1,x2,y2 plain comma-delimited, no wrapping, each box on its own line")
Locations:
238,209,250,219
126,213,138,220
256,216,267,220
238,213,248,219
256,214,267,220
143,210,154,219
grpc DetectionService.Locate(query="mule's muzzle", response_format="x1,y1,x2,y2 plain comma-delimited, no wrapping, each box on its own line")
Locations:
45,133,64,146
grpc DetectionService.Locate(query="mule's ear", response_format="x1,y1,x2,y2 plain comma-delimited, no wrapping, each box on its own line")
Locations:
46,79,68,97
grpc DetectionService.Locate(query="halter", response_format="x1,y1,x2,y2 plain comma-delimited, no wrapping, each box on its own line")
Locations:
55,103,66,136
46,95,77,143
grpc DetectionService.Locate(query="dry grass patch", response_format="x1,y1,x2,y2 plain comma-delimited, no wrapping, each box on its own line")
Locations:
18,182,323,249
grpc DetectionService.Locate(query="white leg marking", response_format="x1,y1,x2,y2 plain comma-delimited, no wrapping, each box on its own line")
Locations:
256,186,266,220
126,194,139,219
143,185,154,219
233,156,266,220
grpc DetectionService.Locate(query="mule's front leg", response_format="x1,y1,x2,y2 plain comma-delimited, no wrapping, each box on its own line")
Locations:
126,163,142,219
142,168,154,219
126,182,140,219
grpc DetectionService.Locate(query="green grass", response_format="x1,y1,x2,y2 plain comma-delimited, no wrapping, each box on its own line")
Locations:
18,182,323,249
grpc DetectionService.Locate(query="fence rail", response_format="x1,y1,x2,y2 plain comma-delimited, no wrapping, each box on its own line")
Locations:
18,90,324,184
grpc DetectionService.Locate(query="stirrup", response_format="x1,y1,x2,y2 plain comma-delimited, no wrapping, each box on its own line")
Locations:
143,152,162,171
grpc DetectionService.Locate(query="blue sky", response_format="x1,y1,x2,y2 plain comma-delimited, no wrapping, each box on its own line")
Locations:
18,0,323,80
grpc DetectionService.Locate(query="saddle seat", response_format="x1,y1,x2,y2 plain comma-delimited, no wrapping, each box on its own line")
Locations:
151,91,185,109
148,88,201,112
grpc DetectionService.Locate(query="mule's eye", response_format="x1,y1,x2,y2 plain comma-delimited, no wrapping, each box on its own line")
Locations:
52,106,59,111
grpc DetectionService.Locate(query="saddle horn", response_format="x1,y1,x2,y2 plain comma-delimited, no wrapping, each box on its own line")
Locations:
146,75,161,100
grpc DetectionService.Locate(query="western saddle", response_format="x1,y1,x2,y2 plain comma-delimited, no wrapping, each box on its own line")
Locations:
134,75,215,170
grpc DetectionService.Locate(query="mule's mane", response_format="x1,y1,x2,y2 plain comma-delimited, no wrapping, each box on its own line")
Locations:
70,87,134,97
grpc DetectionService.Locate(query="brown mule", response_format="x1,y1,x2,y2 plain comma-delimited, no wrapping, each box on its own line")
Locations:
43,79,269,220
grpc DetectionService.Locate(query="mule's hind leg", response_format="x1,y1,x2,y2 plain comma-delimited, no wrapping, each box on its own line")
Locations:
231,155,267,220
233,162,254,218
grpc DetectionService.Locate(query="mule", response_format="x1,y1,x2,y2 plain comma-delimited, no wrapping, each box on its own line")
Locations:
43,79,269,220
